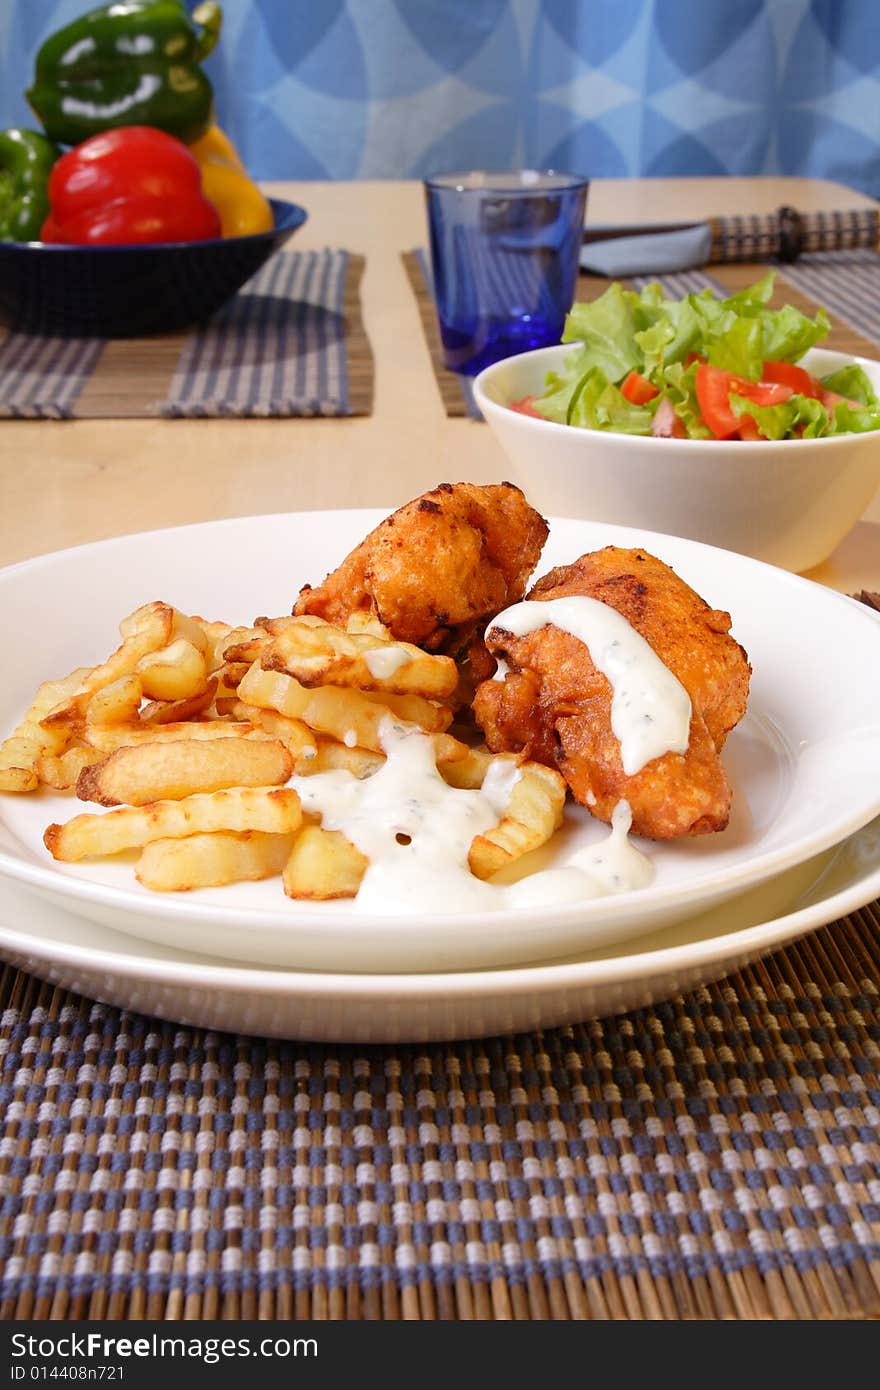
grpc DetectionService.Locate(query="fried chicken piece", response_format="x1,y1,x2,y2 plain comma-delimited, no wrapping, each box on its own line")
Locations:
294,482,549,656
473,546,751,840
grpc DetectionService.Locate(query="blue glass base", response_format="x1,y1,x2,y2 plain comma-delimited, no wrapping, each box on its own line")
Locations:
440,317,562,376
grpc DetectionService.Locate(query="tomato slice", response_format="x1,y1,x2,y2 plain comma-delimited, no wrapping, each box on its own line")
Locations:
746,382,793,405
761,360,823,400
695,364,741,438
736,414,764,441
510,396,542,418
621,370,659,405
696,364,792,439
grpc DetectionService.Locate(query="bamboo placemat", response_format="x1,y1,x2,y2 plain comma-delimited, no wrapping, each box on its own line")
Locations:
0,250,373,420
404,248,880,418
0,897,879,1321
402,250,480,417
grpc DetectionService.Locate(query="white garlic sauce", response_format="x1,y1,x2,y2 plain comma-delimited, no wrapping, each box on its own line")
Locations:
487,596,692,776
503,803,653,908
363,645,410,681
292,717,654,916
491,657,510,682
294,718,503,914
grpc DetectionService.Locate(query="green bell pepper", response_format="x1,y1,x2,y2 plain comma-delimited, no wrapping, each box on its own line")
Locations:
26,1,223,147
0,128,60,242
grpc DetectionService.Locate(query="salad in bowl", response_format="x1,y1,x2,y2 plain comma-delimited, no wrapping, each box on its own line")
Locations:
472,274,880,571
513,272,880,443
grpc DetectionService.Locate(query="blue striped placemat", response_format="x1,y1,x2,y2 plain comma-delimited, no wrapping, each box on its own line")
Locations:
0,900,879,1320
0,250,372,420
405,249,880,419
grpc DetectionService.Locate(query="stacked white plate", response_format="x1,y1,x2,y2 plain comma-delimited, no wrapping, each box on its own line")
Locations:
0,511,878,1042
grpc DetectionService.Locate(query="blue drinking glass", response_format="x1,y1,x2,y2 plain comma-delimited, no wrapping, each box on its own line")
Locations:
424,170,589,376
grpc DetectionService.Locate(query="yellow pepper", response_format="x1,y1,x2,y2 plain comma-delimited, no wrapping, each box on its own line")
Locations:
188,125,273,238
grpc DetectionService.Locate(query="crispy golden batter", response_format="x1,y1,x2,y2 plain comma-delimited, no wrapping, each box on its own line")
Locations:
473,547,751,840
294,482,548,655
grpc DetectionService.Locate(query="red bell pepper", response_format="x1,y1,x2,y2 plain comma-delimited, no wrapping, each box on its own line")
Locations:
41,126,221,245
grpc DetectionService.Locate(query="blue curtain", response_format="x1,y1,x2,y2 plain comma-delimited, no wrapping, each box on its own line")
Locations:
2,0,878,194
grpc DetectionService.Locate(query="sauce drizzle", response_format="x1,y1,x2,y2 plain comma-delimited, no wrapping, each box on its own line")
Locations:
363,646,410,681
293,718,654,915
487,596,692,775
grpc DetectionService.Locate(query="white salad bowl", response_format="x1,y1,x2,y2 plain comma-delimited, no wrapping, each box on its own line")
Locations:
473,345,880,572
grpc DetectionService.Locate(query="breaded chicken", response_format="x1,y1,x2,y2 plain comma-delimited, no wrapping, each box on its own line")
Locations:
473,547,751,840
294,482,549,656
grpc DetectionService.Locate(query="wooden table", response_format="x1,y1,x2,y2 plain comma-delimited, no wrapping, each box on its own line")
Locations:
0,176,877,591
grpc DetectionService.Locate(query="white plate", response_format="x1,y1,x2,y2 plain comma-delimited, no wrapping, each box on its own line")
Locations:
0,511,878,972
0,817,877,1042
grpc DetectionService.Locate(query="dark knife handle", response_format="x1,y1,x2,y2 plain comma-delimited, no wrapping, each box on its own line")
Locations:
709,206,880,263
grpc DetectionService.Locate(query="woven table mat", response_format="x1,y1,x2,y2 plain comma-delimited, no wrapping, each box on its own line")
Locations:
0,250,373,420
404,247,880,419
402,250,480,418
1,901,879,1321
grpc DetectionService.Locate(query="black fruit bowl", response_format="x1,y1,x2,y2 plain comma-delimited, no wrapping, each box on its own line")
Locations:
0,198,308,337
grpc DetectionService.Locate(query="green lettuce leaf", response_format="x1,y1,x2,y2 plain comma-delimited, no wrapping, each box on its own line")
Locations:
565,366,654,433
705,316,764,380
729,392,829,440
559,283,642,382
826,398,880,434
820,363,879,406
661,360,712,439
634,294,702,372
719,271,776,315
529,348,592,423
759,303,830,363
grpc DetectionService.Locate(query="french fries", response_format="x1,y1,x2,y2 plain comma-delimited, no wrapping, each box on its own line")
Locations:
2,595,573,903
236,663,311,719
137,831,296,892
45,787,302,861
239,662,464,763
136,638,208,701
77,738,293,806
140,677,218,725
437,746,493,790
0,668,93,791
359,689,452,731
84,721,257,750
36,746,105,792
229,701,318,762
194,618,236,670
215,661,249,691
86,675,143,727
222,635,268,666
41,602,175,732
262,618,458,697
254,615,302,636
302,737,384,780
344,612,393,640
282,825,367,900
469,763,567,880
